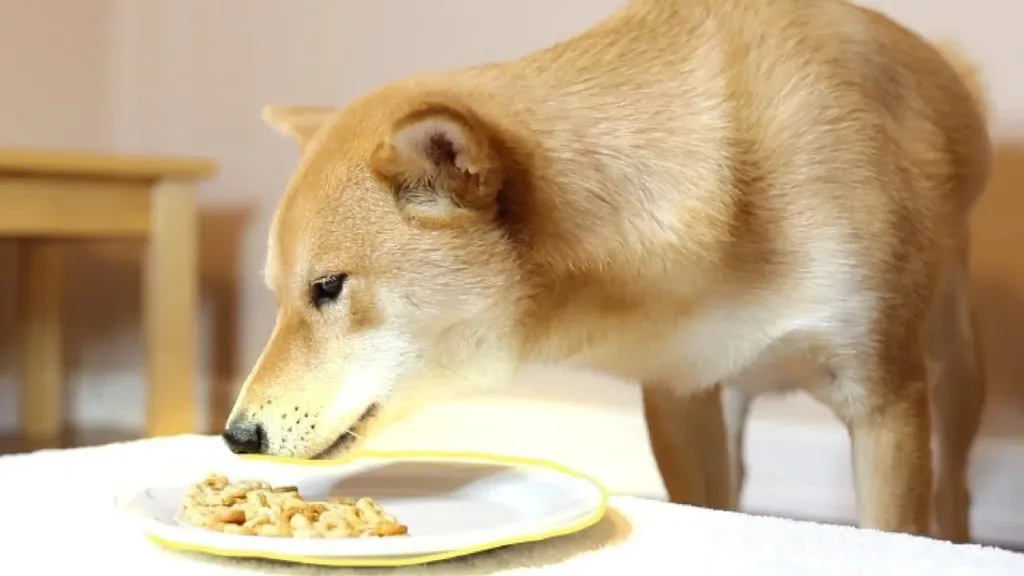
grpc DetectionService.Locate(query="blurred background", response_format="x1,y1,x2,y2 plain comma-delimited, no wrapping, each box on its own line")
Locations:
1,0,1022,547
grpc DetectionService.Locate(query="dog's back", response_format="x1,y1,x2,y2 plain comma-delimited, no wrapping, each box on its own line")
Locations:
435,0,992,388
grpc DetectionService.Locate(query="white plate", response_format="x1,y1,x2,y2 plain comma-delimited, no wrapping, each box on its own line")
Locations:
115,451,608,567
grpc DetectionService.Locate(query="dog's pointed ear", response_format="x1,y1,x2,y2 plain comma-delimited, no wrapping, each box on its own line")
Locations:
370,103,505,224
261,105,336,150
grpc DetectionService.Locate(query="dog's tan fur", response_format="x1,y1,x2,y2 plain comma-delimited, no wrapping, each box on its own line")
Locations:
227,0,991,541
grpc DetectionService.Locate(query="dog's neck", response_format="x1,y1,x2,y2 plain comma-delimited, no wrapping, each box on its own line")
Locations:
446,83,734,275
368,2,743,293
378,77,743,365
367,3,770,364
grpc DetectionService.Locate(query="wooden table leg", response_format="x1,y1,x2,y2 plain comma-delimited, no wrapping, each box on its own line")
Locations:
144,179,198,437
17,239,65,443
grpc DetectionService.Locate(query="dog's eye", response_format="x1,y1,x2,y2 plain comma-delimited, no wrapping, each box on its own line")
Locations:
310,274,347,309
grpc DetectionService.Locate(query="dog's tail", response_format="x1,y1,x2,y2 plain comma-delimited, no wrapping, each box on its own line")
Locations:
932,40,989,123
932,40,992,218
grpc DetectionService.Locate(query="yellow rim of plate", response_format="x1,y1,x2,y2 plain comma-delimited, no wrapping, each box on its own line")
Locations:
145,449,610,568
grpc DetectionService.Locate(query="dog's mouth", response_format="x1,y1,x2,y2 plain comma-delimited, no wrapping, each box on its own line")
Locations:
311,403,379,460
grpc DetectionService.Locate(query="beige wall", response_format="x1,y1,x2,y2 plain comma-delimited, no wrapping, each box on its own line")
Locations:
1,0,1022,440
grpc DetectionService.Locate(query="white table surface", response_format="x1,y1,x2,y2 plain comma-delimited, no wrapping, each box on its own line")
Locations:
1,435,1021,575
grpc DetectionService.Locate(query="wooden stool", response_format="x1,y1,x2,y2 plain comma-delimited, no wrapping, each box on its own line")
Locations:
0,148,217,442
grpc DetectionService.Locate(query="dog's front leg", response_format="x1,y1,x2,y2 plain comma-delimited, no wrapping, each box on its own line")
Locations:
832,368,933,536
642,384,737,511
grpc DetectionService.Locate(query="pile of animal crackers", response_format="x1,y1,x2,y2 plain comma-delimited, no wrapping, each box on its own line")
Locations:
180,473,408,538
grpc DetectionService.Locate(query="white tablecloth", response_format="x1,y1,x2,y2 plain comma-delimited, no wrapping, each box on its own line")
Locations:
1,435,1021,575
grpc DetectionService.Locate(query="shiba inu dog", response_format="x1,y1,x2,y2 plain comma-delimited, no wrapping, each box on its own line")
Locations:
224,0,991,542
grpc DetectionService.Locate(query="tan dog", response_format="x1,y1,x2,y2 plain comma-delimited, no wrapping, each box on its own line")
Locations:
224,0,991,542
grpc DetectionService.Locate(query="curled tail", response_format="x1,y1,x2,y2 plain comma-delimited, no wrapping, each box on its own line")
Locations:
932,40,990,123
932,40,992,213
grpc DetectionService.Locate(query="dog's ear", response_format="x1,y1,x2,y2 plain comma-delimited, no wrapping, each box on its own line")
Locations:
370,103,505,224
261,105,336,151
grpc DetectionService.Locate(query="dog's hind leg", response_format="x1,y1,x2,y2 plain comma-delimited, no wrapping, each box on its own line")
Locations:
928,236,987,543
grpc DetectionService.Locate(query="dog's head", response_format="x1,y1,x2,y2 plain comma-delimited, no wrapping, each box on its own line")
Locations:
223,93,530,459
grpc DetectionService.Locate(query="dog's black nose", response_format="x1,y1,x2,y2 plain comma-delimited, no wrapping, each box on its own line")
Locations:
222,417,266,455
